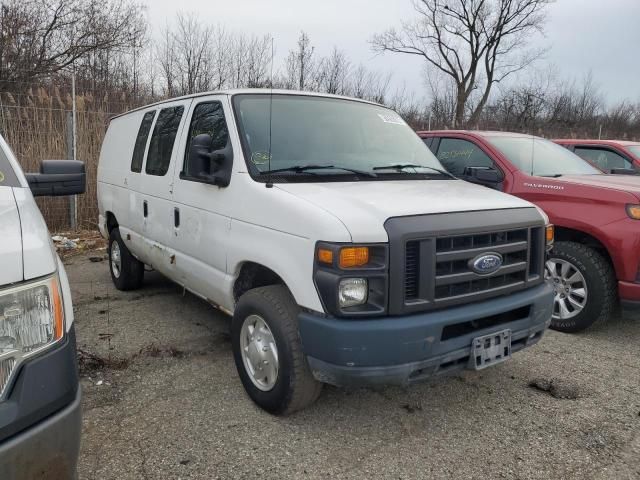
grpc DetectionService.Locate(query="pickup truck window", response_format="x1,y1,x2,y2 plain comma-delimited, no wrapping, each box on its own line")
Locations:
131,111,156,173
436,138,496,176
574,147,631,171
0,142,20,187
232,94,444,181
183,101,229,174
146,106,184,176
626,145,640,157
487,137,601,177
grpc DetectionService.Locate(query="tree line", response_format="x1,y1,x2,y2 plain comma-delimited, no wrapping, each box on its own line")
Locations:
0,0,638,139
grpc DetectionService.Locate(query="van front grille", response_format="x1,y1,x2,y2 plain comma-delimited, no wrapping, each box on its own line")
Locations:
402,226,543,310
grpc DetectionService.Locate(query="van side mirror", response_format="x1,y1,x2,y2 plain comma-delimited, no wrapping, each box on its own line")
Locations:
610,168,638,175
182,133,233,187
463,166,503,188
25,160,86,197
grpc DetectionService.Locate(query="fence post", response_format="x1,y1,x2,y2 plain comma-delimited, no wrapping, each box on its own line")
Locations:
66,111,77,230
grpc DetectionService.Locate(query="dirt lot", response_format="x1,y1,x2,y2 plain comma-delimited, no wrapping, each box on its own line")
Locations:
65,253,640,480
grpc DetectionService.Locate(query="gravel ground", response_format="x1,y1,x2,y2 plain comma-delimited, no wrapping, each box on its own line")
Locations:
65,253,640,480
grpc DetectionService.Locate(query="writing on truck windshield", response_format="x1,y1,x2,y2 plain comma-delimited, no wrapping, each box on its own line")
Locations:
0,143,20,186
232,94,447,181
486,136,602,177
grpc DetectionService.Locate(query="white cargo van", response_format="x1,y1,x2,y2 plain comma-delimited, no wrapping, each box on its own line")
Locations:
0,135,84,478
97,90,554,414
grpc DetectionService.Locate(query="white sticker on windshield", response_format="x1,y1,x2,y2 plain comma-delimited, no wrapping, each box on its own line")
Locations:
377,113,405,125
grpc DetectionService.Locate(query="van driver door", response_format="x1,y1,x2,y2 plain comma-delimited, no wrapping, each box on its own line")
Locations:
169,95,234,304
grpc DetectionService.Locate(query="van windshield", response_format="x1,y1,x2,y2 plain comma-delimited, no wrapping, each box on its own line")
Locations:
0,142,20,187
486,136,602,177
232,94,447,181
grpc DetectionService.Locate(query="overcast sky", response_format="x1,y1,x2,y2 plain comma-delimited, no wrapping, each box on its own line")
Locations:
147,0,640,105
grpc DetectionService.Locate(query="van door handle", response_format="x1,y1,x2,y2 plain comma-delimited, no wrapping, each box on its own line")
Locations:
143,200,148,218
174,208,180,228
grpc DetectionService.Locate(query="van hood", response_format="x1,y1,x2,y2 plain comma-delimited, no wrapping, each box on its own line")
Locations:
0,187,56,286
275,179,537,242
560,174,640,197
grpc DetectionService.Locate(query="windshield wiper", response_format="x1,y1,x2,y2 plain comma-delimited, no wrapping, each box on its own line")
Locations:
373,163,457,179
540,174,563,178
260,164,377,177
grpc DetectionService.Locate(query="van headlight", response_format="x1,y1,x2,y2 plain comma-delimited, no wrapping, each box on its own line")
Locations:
338,278,368,307
314,243,388,317
0,274,65,397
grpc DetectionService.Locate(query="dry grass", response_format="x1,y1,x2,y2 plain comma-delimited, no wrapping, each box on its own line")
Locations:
0,87,129,232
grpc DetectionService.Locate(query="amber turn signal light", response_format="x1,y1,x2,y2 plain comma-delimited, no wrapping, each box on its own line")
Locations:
339,247,369,268
545,225,554,244
317,248,334,264
627,204,640,220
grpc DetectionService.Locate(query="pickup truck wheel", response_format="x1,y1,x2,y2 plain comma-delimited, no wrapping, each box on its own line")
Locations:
545,241,616,333
108,228,144,291
231,285,322,415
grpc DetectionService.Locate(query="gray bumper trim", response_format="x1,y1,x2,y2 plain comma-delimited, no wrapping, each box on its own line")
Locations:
0,387,81,480
307,326,545,387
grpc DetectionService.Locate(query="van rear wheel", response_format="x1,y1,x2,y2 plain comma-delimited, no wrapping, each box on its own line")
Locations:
231,285,322,415
108,228,144,291
545,241,616,333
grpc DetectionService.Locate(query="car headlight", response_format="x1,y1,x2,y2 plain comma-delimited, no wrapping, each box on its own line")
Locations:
0,274,65,397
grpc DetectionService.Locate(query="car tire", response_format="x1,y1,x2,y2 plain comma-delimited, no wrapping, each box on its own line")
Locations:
546,241,616,333
108,228,144,291
231,285,322,415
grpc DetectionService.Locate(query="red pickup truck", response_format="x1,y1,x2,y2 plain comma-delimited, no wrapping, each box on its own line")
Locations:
553,139,640,173
418,130,640,332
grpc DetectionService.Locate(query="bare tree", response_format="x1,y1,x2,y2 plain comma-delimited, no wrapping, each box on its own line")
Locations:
372,0,552,127
316,47,350,95
0,0,146,92
349,65,392,103
284,32,316,90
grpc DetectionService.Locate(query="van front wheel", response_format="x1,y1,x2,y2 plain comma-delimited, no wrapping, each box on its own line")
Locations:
108,228,144,291
231,285,322,415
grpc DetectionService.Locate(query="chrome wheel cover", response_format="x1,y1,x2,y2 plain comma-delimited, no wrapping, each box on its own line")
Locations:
110,240,122,279
545,258,588,320
240,314,279,391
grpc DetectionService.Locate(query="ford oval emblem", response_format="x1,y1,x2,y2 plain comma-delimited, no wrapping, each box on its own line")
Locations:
470,253,503,275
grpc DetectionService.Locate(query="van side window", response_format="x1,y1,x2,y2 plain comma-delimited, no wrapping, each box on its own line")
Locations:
436,138,495,176
146,106,185,176
183,102,229,174
131,111,156,173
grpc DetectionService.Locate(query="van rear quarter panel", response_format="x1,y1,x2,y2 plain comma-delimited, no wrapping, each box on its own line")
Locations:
97,112,146,231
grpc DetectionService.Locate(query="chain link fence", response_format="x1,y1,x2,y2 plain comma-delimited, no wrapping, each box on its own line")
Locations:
0,84,133,232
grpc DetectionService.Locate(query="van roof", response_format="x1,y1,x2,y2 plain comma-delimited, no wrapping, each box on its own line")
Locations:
110,89,386,120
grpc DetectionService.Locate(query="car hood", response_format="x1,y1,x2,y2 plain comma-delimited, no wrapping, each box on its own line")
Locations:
275,179,537,242
560,174,640,197
0,187,56,286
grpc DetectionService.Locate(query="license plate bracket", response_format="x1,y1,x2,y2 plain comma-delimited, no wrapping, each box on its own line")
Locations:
472,329,512,370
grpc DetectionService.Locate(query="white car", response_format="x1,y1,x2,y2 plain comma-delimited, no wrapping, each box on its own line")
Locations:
0,135,84,478
97,90,554,414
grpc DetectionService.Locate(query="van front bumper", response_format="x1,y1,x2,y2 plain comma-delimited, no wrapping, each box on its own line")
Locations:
299,282,553,387
0,327,81,479
0,389,81,479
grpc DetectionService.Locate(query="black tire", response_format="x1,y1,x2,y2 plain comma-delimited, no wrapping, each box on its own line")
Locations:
547,241,616,333
231,285,322,415
108,228,144,291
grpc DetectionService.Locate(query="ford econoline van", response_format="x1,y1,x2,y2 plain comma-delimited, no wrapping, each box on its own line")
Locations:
0,135,85,478
97,90,554,414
